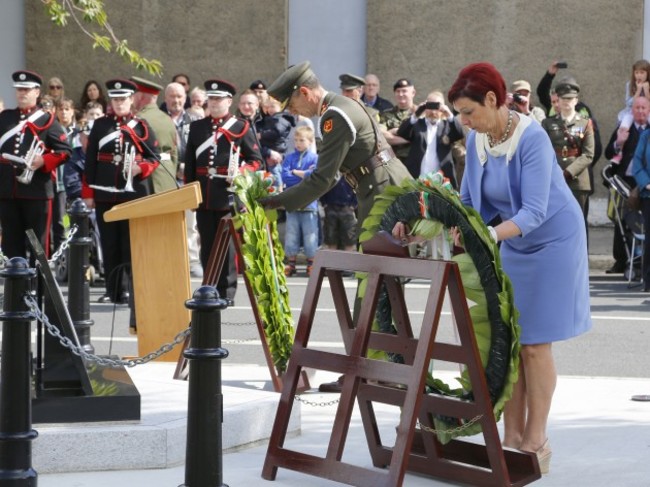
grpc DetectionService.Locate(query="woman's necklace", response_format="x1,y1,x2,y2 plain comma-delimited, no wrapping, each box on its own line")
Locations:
487,110,513,147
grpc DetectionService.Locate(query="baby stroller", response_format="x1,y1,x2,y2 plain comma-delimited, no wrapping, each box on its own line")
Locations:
54,209,104,286
602,163,644,285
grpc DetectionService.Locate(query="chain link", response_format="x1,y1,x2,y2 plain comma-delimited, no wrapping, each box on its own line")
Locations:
222,337,259,344
222,321,256,327
49,224,78,264
417,414,484,436
294,395,341,407
24,294,191,368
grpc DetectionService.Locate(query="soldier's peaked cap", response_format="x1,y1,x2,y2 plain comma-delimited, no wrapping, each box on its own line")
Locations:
393,78,414,90
339,73,366,90
204,79,236,98
12,70,42,89
268,61,314,110
130,76,163,95
106,79,137,98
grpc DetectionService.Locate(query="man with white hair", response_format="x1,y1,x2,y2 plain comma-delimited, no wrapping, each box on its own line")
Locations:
360,73,393,112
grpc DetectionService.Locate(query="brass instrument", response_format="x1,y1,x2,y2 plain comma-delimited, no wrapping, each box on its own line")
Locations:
122,142,136,192
2,136,45,185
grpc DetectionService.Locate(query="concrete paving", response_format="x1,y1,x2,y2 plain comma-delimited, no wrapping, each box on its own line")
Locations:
28,223,650,486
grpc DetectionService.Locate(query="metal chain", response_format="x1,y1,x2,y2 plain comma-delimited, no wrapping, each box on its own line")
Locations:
49,224,78,264
24,294,191,368
222,337,259,344
222,321,256,327
294,395,341,407
417,414,484,436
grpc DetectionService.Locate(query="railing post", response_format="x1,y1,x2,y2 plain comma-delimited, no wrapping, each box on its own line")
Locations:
0,257,38,486
67,199,94,353
180,286,229,487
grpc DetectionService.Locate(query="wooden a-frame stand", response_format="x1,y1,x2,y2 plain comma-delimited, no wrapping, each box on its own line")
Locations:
174,215,310,392
262,239,540,486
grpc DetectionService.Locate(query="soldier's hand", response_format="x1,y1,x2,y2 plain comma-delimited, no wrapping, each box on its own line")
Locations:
31,154,45,170
563,170,573,183
83,198,95,209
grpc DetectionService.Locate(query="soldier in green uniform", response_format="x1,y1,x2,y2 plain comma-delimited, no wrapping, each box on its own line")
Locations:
338,73,379,122
131,76,179,193
261,62,411,229
541,81,594,220
379,78,417,162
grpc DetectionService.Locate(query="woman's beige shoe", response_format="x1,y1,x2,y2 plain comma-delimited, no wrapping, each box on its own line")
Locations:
535,439,552,474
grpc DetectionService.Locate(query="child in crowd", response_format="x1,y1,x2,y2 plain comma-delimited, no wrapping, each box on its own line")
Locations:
613,60,650,165
281,126,319,276
256,97,295,191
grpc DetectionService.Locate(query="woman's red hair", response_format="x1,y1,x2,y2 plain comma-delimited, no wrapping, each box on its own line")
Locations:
448,62,507,107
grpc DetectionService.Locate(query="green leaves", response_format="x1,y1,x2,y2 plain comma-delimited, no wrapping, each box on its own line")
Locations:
232,172,294,374
41,0,164,76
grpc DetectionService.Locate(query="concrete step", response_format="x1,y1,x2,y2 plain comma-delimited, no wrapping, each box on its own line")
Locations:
33,363,299,474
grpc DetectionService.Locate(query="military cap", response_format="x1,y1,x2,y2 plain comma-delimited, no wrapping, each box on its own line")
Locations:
555,76,580,98
393,78,414,90
130,76,163,95
511,80,531,93
204,79,236,98
12,70,42,89
106,79,137,98
339,73,366,90
249,79,267,91
267,61,315,110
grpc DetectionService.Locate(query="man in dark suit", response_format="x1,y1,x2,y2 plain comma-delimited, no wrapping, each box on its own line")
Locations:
396,90,466,188
603,96,650,273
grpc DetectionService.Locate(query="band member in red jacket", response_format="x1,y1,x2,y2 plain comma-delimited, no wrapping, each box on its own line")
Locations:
0,70,71,259
184,79,262,305
82,79,160,306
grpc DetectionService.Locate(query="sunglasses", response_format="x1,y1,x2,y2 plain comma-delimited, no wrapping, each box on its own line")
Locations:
49,85,63,90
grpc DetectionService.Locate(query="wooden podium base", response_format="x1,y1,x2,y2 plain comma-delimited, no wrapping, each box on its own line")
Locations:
262,243,540,487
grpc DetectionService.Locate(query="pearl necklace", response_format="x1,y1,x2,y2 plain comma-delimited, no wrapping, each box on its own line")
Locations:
487,110,514,147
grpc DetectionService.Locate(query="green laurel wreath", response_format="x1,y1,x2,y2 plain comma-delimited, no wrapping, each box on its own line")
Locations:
359,172,521,444
231,171,294,375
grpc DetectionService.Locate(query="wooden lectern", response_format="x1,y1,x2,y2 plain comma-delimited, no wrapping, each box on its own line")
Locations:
104,181,202,362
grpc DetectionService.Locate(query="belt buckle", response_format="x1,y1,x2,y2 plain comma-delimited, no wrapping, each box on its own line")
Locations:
379,150,390,164
343,172,358,190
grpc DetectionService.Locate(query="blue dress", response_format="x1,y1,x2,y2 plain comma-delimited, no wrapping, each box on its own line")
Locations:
461,116,592,344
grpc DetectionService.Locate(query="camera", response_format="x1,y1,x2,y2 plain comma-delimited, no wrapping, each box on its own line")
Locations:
556,61,568,69
425,101,441,110
512,93,526,104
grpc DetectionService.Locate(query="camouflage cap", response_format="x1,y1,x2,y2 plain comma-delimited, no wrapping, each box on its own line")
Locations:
267,61,314,109
339,73,366,90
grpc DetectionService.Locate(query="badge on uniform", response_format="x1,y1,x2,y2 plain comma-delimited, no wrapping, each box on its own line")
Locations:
323,119,333,133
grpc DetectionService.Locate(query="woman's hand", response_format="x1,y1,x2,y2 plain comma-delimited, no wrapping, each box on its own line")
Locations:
392,221,409,243
450,226,463,247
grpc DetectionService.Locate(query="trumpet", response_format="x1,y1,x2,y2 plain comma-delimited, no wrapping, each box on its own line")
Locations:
2,136,45,185
122,142,136,192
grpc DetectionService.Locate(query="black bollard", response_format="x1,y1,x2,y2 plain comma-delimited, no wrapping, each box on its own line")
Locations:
181,286,229,487
67,199,94,353
0,257,38,486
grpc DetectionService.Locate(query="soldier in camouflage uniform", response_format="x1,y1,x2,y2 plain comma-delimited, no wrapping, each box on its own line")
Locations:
541,81,594,220
379,78,417,162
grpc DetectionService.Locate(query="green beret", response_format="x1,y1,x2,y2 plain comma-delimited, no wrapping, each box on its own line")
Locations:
130,76,163,95
268,61,314,109
339,73,366,90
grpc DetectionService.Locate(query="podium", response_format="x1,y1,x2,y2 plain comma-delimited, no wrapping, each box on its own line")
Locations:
104,182,202,362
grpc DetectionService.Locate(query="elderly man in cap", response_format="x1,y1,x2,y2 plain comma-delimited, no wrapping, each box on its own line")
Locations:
0,70,71,259
83,78,160,307
541,80,595,223
262,61,410,229
509,79,546,123
339,73,379,121
184,79,263,305
131,76,179,193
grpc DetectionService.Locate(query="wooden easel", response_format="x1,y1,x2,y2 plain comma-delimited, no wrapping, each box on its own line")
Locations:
174,215,310,392
262,241,540,486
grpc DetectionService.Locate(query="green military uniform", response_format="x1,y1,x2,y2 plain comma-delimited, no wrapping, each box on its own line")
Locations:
339,72,380,123
379,105,412,161
265,63,411,228
131,76,179,193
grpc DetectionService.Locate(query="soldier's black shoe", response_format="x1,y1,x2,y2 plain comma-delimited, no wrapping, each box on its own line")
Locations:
606,263,626,274
117,292,130,305
318,375,344,393
225,298,235,307
98,294,113,303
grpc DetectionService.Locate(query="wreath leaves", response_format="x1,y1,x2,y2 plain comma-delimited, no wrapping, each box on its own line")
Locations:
231,171,294,374
361,172,521,443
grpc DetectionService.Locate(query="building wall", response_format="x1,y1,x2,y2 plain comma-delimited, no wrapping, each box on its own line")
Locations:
25,0,644,202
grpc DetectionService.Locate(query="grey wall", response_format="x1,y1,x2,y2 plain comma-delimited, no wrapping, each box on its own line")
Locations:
0,2,25,107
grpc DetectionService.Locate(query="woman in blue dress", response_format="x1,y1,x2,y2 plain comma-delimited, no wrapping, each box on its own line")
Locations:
445,63,591,473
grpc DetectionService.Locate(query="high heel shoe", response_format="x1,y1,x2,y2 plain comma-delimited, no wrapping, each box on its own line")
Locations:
535,439,552,474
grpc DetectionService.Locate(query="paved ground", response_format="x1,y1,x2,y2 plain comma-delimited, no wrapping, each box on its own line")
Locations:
18,223,650,486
